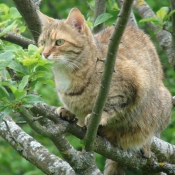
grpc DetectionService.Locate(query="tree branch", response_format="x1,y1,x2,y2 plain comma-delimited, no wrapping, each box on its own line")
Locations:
133,1,175,69
117,0,138,27
84,0,134,152
31,103,175,174
21,105,102,174
0,30,35,48
0,117,75,175
12,0,41,42
93,0,107,33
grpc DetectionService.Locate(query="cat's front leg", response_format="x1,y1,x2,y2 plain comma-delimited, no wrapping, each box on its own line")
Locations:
56,107,75,122
85,111,111,126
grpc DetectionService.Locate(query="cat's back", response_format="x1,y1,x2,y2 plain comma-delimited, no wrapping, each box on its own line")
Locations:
95,25,163,81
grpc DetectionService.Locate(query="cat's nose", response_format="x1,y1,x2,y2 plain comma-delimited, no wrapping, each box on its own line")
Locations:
43,52,50,58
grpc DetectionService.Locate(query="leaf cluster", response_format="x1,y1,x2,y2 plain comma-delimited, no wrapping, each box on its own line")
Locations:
0,4,26,36
0,43,54,120
140,7,175,30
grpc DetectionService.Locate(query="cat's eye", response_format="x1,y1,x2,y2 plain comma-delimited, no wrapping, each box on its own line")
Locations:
55,39,65,46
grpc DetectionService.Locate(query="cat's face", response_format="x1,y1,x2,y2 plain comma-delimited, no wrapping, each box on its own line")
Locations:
38,8,93,71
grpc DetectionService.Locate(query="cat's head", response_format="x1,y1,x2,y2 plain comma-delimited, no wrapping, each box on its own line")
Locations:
37,8,95,71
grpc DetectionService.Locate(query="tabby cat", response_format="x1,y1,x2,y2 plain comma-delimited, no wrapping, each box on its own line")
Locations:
37,8,172,175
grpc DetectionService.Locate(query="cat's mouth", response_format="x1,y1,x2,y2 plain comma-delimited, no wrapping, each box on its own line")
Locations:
47,55,54,60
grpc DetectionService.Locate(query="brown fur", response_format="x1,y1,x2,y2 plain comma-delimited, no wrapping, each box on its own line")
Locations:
38,8,172,175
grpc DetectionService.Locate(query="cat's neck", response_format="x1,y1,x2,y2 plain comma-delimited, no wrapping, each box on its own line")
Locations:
53,50,96,95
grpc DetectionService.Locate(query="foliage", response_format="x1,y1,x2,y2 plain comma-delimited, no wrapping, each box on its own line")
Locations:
139,6,175,30
0,42,54,121
0,3,26,36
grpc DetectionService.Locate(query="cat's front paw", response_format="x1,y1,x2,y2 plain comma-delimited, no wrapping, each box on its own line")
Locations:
56,107,75,122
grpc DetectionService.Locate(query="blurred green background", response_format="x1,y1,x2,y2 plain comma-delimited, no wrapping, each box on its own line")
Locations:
0,0,175,175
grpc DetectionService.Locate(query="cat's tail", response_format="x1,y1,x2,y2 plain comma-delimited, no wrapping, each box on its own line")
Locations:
104,159,126,175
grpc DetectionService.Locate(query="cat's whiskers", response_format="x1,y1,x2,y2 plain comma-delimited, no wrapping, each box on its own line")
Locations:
56,56,76,72
63,54,82,69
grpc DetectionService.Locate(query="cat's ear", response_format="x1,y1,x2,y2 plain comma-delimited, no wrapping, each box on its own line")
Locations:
65,8,85,33
37,10,54,26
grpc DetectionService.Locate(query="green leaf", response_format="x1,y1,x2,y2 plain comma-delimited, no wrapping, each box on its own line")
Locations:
139,17,160,23
0,85,9,99
93,13,113,28
18,75,30,92
0,4,9,16
156,7,169,21
18,25,26,33
0,21,16,37
35,46,44,55
0,103,9,112
0,107,12,122
21,57,38,67
14,90,26,99
164,10,175,21
0,51,14,71
9,7,21,19
28,44,38,55
1,81,17,94
108,0,120,11
86,17,93,28
22,94,43,105
8,60,27,74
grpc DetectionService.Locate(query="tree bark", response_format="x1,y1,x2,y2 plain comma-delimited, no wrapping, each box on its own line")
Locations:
0,117,75,175
0,30,35,48
12,0,41,42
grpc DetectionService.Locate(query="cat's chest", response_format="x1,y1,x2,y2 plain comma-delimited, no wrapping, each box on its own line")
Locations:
57,80,98,122
53,66,72,92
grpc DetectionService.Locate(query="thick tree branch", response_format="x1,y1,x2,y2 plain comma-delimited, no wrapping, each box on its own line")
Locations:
84,0,134,152
93,0,107,33
0,117,75,175
21,106,102,174
31,103,175,174
0,30,35,48
133,1,175,69
12,0,41,42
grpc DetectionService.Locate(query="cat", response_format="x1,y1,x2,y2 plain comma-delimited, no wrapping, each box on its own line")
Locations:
37,8,172,175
